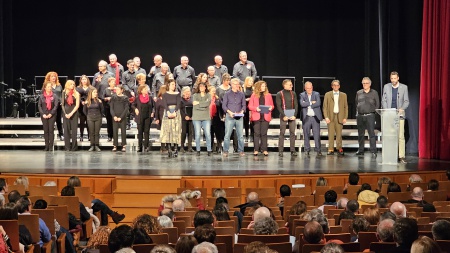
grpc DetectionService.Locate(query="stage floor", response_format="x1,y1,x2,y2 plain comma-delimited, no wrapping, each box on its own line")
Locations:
0,150,448,176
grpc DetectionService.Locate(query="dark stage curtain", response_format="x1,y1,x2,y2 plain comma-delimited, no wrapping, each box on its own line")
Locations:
419,0,450,159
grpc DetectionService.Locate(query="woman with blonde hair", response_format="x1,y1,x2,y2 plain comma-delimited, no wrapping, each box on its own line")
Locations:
61,80,80,151
38,82,59,151
411,236,442,253
193,73,210,93
248,81,273,156
243,76,254,142
44,71,64,140
84,88,103,151
160,80,181,157
76,75,94,142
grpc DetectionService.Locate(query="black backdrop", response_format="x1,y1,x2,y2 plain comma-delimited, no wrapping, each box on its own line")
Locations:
0,0,422,154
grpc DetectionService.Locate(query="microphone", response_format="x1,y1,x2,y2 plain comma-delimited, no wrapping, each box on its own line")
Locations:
0,82,8,86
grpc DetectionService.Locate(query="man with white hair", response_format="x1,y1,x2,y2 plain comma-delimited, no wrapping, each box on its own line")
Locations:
337,197,349,209
93,60,115,101
376,218,395,242
247,206,271,228
173,56,196,90
133,57,146,75
172,199,185,211
148,55,170,80
409,174,423,183
152,62,170,99
107,54,124,85
389,201,407,218
213,55,228,83
207,66,220,87
232,51,257,85
235,191,262,215
192,242,218,253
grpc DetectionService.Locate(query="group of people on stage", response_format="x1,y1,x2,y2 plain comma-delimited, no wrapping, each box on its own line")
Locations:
37,51,409,163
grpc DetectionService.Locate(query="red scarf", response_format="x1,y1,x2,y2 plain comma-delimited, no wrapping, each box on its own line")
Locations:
67,90,74,106
210,95,217,118
110,62,120,85
139,94,149,104
44,91,53,110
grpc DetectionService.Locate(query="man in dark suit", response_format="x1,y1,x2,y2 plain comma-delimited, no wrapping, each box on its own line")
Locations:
299,81,323,156
323,80,348,155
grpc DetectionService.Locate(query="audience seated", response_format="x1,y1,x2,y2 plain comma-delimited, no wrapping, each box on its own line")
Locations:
132,227,152,244
60,186,92,224
212,188,226,198
214,199,242,230
108,225,135,253
254,217,278,235
337,210,355,225
377,196,389,208
376,218,395,242
409,174,423,184
405,187,436,212
192,242,218,253
346,199,359,213
320,242,344,253
343,172,360,194
235,192,263,215
86,226,111,250
212,204,230,221
319,190,337,211
351,217,370,242
427,179,439,191
247,206,271,229
244,241,270,253
431,220,450,240
376,177,392,193
336,197,348,209
157,215,173,228
194,224,216,244
411,236,441,253
380,217,418,253
357,184,379,206
305,209,330,234
0,204,33,253
7,190,21,204
288,201,308,219
277,184,291,215
150,244,176,253
17,196,51,247
194,210,215,228
387,182,401,193
14,176,29,195
131,214,161,235
303,221,325,244
175,235,198,253
380,211,397,222
313,177,328,194
363,207,380,225
0,195,4,207
389,202,407,218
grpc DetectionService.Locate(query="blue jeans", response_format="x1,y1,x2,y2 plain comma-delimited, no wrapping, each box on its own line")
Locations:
224,115,244,152
193,120,212,151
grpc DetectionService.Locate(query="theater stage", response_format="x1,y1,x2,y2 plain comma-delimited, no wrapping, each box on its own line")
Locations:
0,150,448,176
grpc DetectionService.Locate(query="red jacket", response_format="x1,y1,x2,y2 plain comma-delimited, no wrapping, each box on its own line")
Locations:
248,93,274,122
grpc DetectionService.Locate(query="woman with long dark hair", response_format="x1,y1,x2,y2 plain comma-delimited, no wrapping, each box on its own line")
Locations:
248,81,274,156
209,86,224,153
160,80,181,157
38,82,59,151
61,80,80,151
84,88,103,151
132,85,154,152
155,85,167,153
192,82,212,156
44,71,64,141
102,77,115,142
76,75,93,142
110,85,129,152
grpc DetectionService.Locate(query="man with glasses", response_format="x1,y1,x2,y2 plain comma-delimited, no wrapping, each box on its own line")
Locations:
323,80,348,155
355,77,380,158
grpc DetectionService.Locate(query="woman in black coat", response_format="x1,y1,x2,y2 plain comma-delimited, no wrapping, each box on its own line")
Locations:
38,82,59,151
132,85,154,152
110,85,129,152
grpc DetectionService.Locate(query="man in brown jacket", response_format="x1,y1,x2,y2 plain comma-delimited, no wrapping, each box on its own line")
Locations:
323,80,348,155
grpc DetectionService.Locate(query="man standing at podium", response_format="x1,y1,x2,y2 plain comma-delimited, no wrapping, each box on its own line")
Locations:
355,77,379,158
323,80,348,155
381,71,409,164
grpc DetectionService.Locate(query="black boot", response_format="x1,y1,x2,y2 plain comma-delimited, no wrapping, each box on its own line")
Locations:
173,144,179,157
168,144,173,157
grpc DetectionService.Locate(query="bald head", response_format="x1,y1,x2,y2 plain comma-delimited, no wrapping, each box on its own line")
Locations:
247,192,259,203
337,198,348,209
253,207,271,222
172,199,185,211
304,221,324,244
390,201,406,218
411,187,424,200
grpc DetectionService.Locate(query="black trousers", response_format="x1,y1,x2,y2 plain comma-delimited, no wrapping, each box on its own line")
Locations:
56,106,63,136
63,111,79,150
137,116,152,149
79,108,88,138
113,118,127,146
211,118,225,148
181,120,193,149
91,199,114,226
253,120,269,152
42,116,56,149
87,115,102,146
279,119,296,152
104,106,113,139
243,110,253,138
356,113,377,152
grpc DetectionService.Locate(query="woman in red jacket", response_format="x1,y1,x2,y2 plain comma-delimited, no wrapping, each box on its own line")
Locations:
248,81,274,156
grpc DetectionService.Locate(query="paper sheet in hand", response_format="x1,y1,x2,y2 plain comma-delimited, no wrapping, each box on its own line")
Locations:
284,109,295,117
234,113,244,117
259,105,270,114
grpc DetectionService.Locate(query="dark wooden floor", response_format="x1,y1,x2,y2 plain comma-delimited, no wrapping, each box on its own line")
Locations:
1,150,448,176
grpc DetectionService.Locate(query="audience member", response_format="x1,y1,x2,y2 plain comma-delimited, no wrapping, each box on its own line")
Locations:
192,242,218,253
86,226,111,250
337,210,355,225
427,179,439,191
305,209,330,234
157,215,173,228
193,224,216,244
61,185,92,223
17,196,51,247
213,204,231,221
405,187,436,212
150,244,176,253
212,188,226,198
357,185,379,206
376,177,392,193
108,225,134,253
175,235,198,253
288,201,308,219
7,190,20,203
343,172,360,194
432,220,450,240
411,236,441,253
363,207,380,225
380,211,397,221
194,210,215,228
389,201,407,218
319,190,337,211
351,217,370,242
346,199,359,213
380,217,418,253
131,214,161,235
320,242,344,253
254,217,278,235
235,192,263,215
277,184,291,214
377,196,389,208
387,182,401,193
303,221,325,244
336,197,348,209
247,206,271,229
376,218,395,242
132,227,152,244
409,174,423,184
244,241,270,253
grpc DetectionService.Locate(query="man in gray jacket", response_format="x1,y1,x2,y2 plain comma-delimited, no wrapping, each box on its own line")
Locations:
381,71,409,164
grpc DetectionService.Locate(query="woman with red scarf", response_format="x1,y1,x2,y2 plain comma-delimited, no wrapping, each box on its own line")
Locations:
38,82,59,151
44,71,64,141
61,80,80,151
132,85,154,152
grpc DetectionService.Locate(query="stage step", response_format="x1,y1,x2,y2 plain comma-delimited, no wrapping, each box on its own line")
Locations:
113,178,181,193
